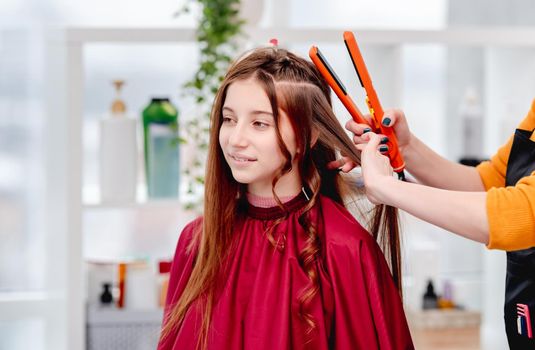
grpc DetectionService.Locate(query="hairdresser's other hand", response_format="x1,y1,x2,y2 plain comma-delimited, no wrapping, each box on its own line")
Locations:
356,132,395,205
327,109,413,173
347,108,413,154
325,156,357,173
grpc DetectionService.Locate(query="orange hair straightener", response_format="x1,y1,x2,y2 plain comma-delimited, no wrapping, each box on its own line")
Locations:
309,31,406,179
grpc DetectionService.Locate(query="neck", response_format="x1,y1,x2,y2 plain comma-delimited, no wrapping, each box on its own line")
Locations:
247,166,302,198
246,192,297,208
246,183,301,199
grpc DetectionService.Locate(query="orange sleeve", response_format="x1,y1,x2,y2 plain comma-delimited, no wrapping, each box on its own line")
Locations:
486,172,535,250
475,138,511,190
476,99,535,190
480,99,535,250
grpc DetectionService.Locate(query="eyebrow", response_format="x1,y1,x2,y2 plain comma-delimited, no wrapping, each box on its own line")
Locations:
222,106,273,117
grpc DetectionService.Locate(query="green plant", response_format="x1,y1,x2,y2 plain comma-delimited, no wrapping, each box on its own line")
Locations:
177,0,246,211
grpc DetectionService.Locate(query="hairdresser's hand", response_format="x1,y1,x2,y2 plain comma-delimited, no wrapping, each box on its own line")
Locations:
356,132,395,205
327,109,413,172
326,156,358,172
348,109,412,153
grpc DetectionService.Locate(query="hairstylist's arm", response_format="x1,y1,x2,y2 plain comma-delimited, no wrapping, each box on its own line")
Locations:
345,109,485,192
359,132,489,245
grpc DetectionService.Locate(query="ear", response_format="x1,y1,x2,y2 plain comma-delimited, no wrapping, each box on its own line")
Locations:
310,128,320,148
295,129,319,156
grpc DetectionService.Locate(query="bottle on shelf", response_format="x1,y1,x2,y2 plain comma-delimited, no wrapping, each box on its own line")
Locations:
99,282,114,307
422,279,439,310
125,260,158,310
142,97,180,199
459,87,484,166
99,80,138,203
438,279,455,309
117,262,126,309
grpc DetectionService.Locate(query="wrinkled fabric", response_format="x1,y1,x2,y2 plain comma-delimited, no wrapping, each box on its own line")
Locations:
158,195,414,350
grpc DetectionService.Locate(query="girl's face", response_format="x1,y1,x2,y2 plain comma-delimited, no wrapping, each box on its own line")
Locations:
219,77,302,197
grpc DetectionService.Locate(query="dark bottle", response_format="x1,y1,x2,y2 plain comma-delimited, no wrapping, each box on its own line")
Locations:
99,282,114,306
422,279,438,310
142,98,180,199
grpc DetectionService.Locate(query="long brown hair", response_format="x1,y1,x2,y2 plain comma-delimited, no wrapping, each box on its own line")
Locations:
160,47,402,348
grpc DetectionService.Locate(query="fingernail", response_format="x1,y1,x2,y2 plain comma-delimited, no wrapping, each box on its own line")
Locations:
362,127,372,134
380,137,389,144
379,145,389,153
382,117,391,126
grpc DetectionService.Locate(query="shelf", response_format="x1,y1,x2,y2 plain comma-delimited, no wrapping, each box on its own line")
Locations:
0,291,61,320
83,199,185,210
408,309,481,330
0,290,51,304
86,308,162,350
82,184,194,210
56,26,535,47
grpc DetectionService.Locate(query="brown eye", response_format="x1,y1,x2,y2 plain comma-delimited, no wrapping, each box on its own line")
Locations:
222,116,236,124
253,121,269,129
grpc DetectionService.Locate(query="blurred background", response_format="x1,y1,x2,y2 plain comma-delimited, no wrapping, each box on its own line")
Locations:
1,0,534,349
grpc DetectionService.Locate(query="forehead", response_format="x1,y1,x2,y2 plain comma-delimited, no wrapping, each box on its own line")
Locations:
224,78,272,110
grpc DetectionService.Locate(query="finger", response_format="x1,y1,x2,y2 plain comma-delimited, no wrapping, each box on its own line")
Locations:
369,134,389,144
360,131,370,142
353,134,370,145
362,114,373,125
363,132,382,155
326,156,354,170
345,120,372,136
379,145,389,154
326,160,338,170
340,160,357,173
381,108,404,128
326,158,345,170
357,140,388,153
352,130,386,146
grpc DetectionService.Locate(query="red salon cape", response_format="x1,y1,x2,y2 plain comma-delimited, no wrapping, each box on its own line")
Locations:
158,195,414,349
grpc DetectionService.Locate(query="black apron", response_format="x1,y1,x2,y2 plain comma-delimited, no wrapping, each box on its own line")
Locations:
503,128,535,348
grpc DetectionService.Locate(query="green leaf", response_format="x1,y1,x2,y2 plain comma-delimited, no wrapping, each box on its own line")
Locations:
179,0,244,211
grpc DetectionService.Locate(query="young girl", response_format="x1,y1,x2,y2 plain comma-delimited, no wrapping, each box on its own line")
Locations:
158,47,414,350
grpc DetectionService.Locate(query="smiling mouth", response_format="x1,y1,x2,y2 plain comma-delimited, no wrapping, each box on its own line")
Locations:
230,154,256,162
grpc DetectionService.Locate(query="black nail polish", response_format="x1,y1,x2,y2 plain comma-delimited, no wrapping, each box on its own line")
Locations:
363,127,372,134
382,117,391,126
379,145,389,153
380,137,389,144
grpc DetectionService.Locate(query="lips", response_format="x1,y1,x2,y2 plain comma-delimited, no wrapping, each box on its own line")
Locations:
229,153,256,162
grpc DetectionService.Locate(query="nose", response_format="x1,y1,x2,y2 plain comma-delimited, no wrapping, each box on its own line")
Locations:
228,122,249,148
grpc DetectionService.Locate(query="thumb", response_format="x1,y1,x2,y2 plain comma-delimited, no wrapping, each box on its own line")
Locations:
363,132,382,156
381,108,404,128
362,113,374,126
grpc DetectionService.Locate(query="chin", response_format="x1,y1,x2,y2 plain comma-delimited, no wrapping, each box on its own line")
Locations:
229,171,254,185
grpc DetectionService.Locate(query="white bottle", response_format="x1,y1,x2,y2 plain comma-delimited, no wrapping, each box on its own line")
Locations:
99,80,137,203
125,261,158,310
459,87,483,159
